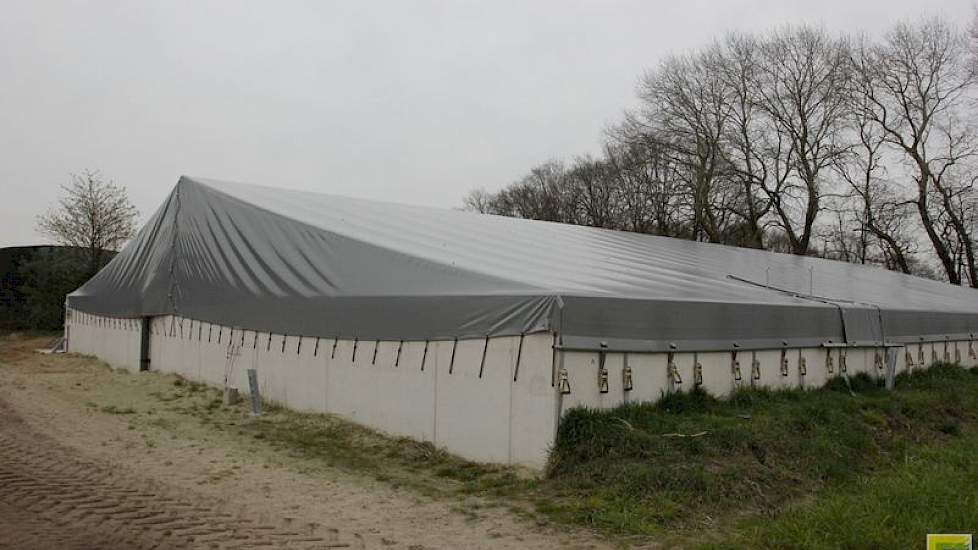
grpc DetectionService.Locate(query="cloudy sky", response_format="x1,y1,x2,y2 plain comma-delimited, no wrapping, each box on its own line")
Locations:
0,0,973,247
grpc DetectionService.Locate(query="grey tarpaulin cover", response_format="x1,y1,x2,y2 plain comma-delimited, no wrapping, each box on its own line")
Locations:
68,176,978,352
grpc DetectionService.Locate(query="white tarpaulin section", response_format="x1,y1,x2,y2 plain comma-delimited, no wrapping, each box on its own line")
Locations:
68,176,978,352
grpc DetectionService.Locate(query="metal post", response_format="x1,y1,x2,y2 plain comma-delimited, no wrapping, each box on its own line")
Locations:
247,368,262,416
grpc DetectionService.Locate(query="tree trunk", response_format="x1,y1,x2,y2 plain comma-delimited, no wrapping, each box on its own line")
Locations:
916,196,961,285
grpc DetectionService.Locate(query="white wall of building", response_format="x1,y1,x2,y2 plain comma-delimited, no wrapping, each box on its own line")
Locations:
65,309,140,371
555,340,978,418
66,309,978,468
67,311,558,468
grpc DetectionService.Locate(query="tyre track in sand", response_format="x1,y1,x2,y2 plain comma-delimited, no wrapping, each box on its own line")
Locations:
0,399,357,549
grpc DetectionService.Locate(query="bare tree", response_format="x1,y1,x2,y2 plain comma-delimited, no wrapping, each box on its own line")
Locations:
635,49,735,243
818,206,866,264
852,18,978,285
475,161,581,223
565,156,620,229
603,137,687,236
37,170,139,276
833,80,917,273
715,34,771,248
462,189,496,214
753,26,852,255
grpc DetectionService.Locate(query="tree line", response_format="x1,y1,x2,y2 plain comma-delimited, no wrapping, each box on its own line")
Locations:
466,17,978,286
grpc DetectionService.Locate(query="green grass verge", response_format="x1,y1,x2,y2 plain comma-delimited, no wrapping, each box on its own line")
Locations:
715,431,978,549
546,364,978,546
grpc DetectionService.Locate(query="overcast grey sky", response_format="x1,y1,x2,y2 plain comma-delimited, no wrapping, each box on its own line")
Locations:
0,0,973,248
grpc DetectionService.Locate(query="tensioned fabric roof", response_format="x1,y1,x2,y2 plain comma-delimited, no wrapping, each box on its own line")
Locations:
68,176,978,352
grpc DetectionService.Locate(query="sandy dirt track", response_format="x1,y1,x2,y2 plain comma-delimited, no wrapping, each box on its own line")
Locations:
0,336,615,550
0,399,345,549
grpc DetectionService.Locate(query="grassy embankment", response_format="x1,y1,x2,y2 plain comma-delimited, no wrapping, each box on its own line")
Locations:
549,367,978,547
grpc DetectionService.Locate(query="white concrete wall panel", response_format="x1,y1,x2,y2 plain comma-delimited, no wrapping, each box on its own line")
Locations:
561,351,625,411
697,351,735,398
65,310,139,371
325,339,362,422
198,323,224,386
601,352,628,407
799,348,828,389
510,334,558,467
258,333,289,406
962,340,978,367
174,318,195,378
620,351,671,405
153,316,177,376
352,339,436,442
671,352,696,396
844,348,869,378
751,350,789,390
434,337,512,464
284,336,326,414
558,351,595,412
